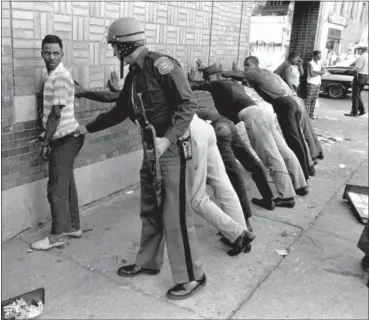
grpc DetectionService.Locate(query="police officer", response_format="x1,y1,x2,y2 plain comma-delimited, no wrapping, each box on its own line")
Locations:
78,17,205,300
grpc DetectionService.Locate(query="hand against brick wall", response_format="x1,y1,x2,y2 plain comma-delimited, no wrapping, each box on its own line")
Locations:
188,68,196,82
196,58,207,71
108,71,122,92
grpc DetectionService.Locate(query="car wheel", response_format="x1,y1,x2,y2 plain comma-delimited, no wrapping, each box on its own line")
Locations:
327,85,345,99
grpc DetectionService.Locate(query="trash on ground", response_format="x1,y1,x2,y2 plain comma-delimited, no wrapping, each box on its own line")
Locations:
323,117,338,121
328,136,344,142
3,298,43,320
275,249,289,256
26,249,33,253
339,164,346,168
126,190,134,194
343,184,369,224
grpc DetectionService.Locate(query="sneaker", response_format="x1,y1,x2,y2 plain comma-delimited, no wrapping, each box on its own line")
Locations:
31,236,65,251
62,229,83,238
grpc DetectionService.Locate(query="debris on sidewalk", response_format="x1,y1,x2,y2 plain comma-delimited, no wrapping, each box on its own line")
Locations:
342,184,369,224
126,190,134,195
26,249,33,253
275,249,289,256
323,116,339,121
339,164,347,168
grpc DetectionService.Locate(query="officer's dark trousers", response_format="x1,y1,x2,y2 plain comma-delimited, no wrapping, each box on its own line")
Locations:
48,135,85,235
272,96,310,180
135,141,204,285
351,74,368,115
213,117,274,217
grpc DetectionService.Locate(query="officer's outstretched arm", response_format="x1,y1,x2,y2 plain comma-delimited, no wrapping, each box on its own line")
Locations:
85,81,132,133
152,57,198,143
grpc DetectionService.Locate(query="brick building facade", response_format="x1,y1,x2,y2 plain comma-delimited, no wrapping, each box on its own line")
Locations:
1,1,254,240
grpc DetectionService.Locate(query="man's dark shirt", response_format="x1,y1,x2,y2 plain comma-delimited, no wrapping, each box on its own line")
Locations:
86,48,198,143
189,79,257,124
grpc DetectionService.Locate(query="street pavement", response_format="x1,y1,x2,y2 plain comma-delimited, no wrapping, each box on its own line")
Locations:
2,92,368,319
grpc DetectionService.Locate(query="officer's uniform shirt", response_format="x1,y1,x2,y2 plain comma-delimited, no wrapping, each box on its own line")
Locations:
86,48,198,143
190,79,257,124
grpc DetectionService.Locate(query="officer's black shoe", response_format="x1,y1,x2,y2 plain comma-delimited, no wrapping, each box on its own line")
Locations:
361,254,369,273
227,230,256,256
246,218,253,232
359,112,366,116
274,197,295,208
344,113,358,117
295,186,309,196
317,152,324,160
312,158,318,165
252,198,275,210
166,274,206,300
308,165,316,176
220,236,252,254
117,264,160,277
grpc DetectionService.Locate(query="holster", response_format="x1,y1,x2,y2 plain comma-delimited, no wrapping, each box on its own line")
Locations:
178,128,192,160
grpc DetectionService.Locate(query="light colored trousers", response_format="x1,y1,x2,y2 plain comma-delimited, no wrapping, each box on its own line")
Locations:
239,106,307,199
189,115,247,243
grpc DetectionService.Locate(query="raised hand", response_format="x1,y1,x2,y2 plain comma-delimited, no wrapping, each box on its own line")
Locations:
196,58,207,71
188,68,196,82
108,70,121,92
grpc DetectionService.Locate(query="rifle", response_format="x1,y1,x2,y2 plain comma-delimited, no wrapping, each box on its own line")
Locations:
136,93,163,209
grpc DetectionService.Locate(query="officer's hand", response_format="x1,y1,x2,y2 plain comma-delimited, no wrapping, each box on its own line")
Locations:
77,125,88,135
108,71,121,92
40,144,51,161
74,80,86,97
156,137,171,158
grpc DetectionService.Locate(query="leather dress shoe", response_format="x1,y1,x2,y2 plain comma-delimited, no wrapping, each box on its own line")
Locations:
252,198,275,210
220,236,252,254
117,264,160,277
344,113,358,117
359,112,366,116
312,158,318,165
317,152,324,160
308,165,316,176
295,186,309,196
167,274,206,300
227,230,256,256
274,197,295,208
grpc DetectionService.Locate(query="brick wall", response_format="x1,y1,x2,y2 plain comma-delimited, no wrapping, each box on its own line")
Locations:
1,1,254,192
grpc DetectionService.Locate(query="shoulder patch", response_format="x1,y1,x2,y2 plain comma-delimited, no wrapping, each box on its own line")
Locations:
154,56,174,75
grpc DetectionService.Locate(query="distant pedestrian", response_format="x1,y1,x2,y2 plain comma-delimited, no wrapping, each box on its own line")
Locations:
274,51,304,94
345,43,368,117
305,50,325,120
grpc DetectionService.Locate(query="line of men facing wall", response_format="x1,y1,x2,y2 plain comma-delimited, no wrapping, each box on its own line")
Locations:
31,16,336,300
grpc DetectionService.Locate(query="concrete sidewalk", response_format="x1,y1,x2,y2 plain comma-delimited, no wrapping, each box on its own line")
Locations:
2,94,368,319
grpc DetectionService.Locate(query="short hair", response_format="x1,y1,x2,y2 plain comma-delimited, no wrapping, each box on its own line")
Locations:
313,50,321,56
42,35,63,50
244,56,259,66
288,52,300,60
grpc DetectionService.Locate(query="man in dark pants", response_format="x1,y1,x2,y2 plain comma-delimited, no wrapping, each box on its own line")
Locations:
222,56,311,181
31,35,85,251
189,64,276,212
77,17,205,300
345,43,368,117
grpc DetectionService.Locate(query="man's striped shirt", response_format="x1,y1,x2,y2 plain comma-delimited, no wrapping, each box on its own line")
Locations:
42,63,79,140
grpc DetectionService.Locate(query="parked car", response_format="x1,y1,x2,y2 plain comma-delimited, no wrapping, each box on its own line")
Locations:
321,62,369,99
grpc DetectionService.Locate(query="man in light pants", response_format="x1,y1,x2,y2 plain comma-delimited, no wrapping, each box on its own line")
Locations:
238,106,308,208
189,114,255,256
